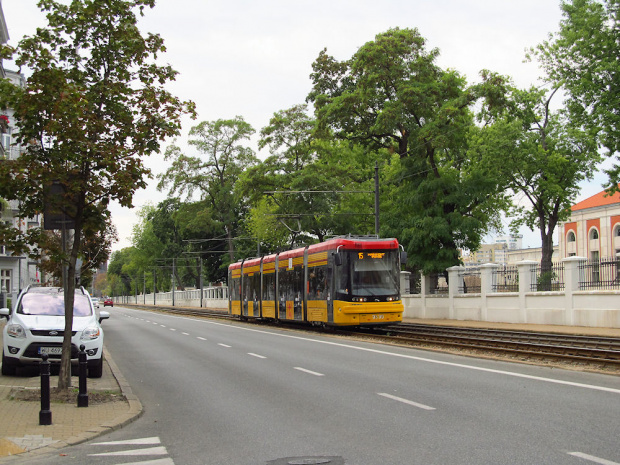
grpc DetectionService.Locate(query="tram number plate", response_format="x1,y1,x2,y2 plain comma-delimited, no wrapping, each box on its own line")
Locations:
39,347,62,355
361,314,389,322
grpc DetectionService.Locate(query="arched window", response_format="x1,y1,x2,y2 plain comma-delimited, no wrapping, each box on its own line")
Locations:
615,226,620,237
590,228,599,240
567,231,576,242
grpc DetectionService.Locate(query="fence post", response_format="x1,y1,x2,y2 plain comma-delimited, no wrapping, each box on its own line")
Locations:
480,263,499,322
447,266,464,319
517,260,538,324
400,271,411,295
563,256,586,326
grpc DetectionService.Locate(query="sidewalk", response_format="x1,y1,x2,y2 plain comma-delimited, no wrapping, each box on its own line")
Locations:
0,324,142,462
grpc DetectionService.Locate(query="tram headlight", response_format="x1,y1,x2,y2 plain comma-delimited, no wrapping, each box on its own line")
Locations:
352,297,367,302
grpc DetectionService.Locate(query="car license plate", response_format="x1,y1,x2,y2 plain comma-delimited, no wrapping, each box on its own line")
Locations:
38,347,63,355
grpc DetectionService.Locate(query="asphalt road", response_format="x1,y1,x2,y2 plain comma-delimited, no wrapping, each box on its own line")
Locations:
14,306,620,465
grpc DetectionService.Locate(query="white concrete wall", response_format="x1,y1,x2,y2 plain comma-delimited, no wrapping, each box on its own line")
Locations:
402,258,620,328
114,260,620,329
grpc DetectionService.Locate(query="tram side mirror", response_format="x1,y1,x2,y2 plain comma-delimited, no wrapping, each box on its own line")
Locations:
400,251,408,265
334,252,342,266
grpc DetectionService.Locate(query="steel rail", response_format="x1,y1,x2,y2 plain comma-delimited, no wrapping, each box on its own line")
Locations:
355,323,620,366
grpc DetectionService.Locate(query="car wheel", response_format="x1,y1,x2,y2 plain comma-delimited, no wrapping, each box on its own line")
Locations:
1,350,17,376
88,357,103,378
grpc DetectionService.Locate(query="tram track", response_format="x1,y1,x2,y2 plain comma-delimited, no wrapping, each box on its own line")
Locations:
121,304,620,373
349,323,620,370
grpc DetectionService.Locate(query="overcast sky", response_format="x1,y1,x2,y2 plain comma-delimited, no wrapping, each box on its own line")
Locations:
2,0,609,252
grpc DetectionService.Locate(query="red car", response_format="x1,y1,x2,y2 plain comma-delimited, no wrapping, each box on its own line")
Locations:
103,298,114,307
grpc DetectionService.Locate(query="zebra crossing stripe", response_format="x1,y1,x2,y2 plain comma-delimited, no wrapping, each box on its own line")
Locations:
89,446,168,457
92,437,161,446
112,459,175,465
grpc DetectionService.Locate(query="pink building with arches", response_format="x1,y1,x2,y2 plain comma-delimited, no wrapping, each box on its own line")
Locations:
560,188,620,260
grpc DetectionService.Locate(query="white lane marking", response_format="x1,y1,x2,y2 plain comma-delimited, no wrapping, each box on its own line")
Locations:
294,367,324,377
127,309,620,395
89,446,168,456
568,452,620,465
169,328,176,331
117,459,175,465
92,437,161,446
248,353,266,359
378,392,435,411
193,320,620,395
160,325,166,328
218,343,231,348
182,332,190,336
197,336,207,341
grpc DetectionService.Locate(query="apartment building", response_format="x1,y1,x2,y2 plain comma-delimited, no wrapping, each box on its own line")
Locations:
0,4,43,297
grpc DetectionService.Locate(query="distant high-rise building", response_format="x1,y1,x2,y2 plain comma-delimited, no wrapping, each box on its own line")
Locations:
494,234,523,250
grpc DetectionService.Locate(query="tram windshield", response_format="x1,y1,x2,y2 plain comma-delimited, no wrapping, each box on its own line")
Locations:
337,250,400,300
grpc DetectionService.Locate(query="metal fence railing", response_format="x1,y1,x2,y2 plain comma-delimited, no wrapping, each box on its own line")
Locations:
458,268,481,294
579,256,620,290
428,272,449,295
531,263,565,291
493,265,519,292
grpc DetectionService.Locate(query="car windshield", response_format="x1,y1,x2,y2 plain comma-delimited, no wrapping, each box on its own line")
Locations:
17,294,93,317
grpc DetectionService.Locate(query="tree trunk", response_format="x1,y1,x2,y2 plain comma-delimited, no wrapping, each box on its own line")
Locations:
58,228,80,391
539,229,555,292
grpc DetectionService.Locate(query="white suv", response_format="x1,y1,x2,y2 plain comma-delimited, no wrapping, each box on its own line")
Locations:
0,286,110,378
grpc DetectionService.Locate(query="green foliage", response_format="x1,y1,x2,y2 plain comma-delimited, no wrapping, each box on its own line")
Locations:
157,117,258,263
472,85,601,270
308,27,511,272
532,0,620,185
239,104,381,250
0,0,194,389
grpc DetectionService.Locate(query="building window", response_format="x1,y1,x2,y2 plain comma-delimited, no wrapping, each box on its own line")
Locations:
0,269,11,293
567,231,576,242
590,250,600,282
590,229,599,240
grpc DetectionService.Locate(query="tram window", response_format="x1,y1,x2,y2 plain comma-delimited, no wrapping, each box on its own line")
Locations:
230,278,240,299
250,274,260,301
308,266,328,299
336,253,350,296
263,273,275,300
279,267,303,301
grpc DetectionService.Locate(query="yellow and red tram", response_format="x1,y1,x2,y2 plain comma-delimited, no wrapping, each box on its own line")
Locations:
228,236,405,326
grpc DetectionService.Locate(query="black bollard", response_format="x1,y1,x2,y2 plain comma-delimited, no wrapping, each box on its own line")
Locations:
77,344,88,407
39,354,52,425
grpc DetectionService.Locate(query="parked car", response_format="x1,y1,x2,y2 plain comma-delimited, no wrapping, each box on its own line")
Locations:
0,286,110,378
103,298,113,307
91,297,100,308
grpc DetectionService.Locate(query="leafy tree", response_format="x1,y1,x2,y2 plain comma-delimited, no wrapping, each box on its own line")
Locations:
307,28,510,272
157,117,258,265
532,0,620,185
472,86,601,281
240,105,380,250
0,0,194,390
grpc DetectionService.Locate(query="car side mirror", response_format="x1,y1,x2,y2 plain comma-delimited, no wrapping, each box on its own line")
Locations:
0,308,9,320
334,252,342,267
400,251,408,265
98,310,110,324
